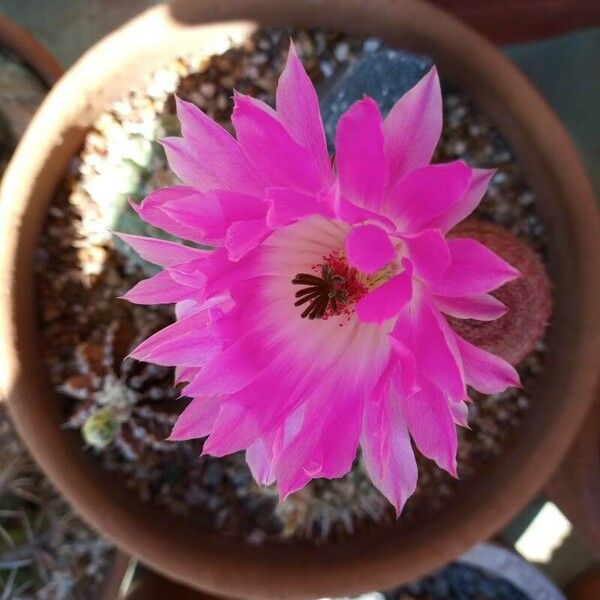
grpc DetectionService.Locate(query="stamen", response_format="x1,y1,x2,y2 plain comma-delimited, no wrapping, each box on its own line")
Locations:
291,252,370,320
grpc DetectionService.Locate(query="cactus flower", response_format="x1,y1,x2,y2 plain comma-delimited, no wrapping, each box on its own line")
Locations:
119,42,521,512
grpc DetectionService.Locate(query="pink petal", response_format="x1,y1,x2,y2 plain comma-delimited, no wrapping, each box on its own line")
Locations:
203,402,258,456
455,334,521,394
175,97,265,194
174,365,200,384
356,264,413,324
450,399,470,428
388,336,419,397
434,294,507,321
232,92,323,193
385,161,472,233
132,187,211,244
435,168,495,233
383,67,442,185
400,378,458,476
183,330,271,397
361,386,417,514
275,391,363,499
266,187,333,228
276,41,332,186
334,196,396,229
335,97,388,210
113,232,207,267
170,247,268,298
156,191,227,243
430,238,520,297
129,311,211,361
346,224,395,274
217,190,268,223
168,396,221,441
161,137,222,191
225,220,270,261
246,438,275,485
121,270,198,304
393,295,465,402
134,331,220,367
401,229,450,282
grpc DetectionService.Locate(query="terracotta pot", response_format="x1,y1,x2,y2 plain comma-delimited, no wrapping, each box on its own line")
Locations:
432,0,600,44
547,400,600,555
123,568,220,600
0,14,62,87
0,2,598,598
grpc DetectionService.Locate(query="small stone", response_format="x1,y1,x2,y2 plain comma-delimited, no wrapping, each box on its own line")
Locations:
199,82,217,98
334,42,350,62
319,48,433,149
363,37,381,53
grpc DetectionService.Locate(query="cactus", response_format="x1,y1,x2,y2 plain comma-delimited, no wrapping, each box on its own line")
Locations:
448,219,551,365
61,320,179,460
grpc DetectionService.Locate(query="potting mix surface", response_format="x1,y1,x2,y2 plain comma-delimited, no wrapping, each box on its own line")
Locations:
35,29,548,546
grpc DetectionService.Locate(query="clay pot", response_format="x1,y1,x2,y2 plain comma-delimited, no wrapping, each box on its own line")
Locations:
123,568,219,600
0,2,598,599
432,0,600,44
547,400,600,556
0,14,62,87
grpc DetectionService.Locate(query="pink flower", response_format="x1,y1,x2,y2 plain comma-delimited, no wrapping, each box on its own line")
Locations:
119,42,520,513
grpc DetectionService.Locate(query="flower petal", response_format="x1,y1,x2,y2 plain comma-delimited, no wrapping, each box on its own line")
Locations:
168,396,221,441
232,92,323,193
359,354,418,513
113,232,208,267
383,67,442,185
276,40,332,186
385,161,472,233
401,229,450,282
225,220,270,261
246,438,275,486
129,310,211,362
430,238,520,297
161,137,222,191
434,293,507,321
346,224,395,274
121,270,199,304
131,187,210,244
175,97,266,194
156,190,266,244
436,168,495,233
450,399,470,428
356,266,413,324
455,333,521,394
335,97,388,210
393,295,465,402
203,402,259,456
266,187,333,228
361,385,417,514
183,330,272,398
400,378,458,476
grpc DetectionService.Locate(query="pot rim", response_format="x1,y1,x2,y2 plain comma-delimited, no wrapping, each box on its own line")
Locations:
1,2,599,598
0,13,62,87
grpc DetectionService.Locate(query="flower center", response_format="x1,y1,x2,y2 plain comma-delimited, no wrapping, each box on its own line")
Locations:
291,251,371,320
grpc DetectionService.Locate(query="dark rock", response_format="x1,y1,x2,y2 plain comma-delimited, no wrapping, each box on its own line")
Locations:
319,48,433,149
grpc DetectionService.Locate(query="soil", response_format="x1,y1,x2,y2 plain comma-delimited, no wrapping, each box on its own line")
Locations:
35,28,548,546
